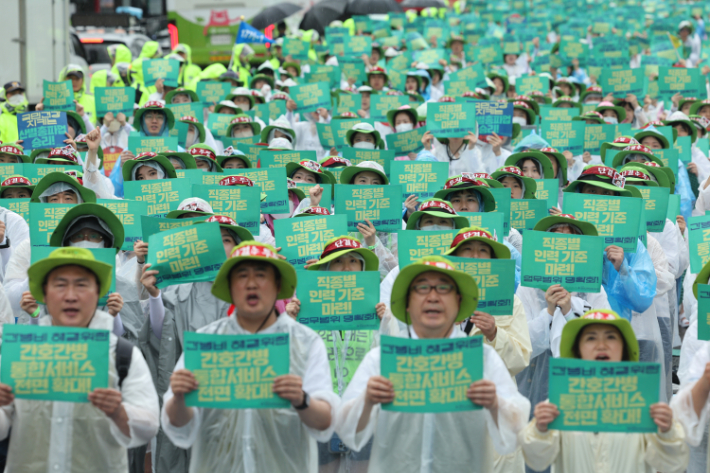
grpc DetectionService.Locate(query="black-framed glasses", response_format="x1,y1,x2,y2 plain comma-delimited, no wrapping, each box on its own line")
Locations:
411,284,455,295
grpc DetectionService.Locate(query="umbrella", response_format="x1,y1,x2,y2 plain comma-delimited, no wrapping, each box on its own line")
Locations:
299,0,347,36
401,0,446,7
343,0,403,17
251,2,303,30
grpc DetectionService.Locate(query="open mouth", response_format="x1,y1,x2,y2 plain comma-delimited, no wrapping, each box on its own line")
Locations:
246,294,260,306
595,354,610,361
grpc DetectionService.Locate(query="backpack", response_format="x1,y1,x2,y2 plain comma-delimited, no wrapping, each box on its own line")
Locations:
115,337,134,388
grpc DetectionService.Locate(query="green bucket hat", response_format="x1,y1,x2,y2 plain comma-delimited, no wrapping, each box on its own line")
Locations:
34,146,82,166
693,259,710,298
339,160,389,185
225,114,262,138
214,101,244,115
211,241,297,302
307,236,380,271
491,166,538,199
28,247,113,304
286,178,306,201
0,143,30,164
687,98,710,116
29,148,53,163
611,144,664,169
386,105,419,129
509,95,540,116
579,85,603,103
133,101,176,131
122,152,177,182
390,255,478,323
249,73,275,90
0,175,34,197
633,127,670,149
31,172,97,203
539,147,569,182
197,215,254,244
552,96,582,115
487,72,509,94
188,144,224,172
260,118,296,145
505,151,555,179
217,147,252,169
164,151,198,170
49,203,125,253
511,100,537,125
345,122,383,149
406,198,470,230
664,115,698,144
367,66,389,84
282,61,302,77
559,309,639,361
65,111,87,135
433,175,497,211
599,136,640,164
444,226,510,259
164,87,200,104
533,214,598,236
178,116,205,143
227,90,257,110
563,165,634,198
572,111,605,125
622,162,672,191
286,159,334,185
594,103,626,122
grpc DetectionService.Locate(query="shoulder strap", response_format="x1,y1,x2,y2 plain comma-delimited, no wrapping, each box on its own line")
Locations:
115,337,134,388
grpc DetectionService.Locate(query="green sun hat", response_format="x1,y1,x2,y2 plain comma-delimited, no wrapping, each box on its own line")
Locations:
539,147,568,181
282,61,302,77
260,118,296,145
510,100,537,125
31,172,97,203
693,259,710,298
340,160,389,185
611,144,664,169
594,103,627,122
122,152,177,182
178,116,205,143
573,111,605,125
386,105,419,129
197,215,254,243
687,98,709,116
65,111,87,135
0,143,30,164
623,161,672,191
533,214,598,236
345,122,383,149
406,198,470,230
286,159,334,185
599,136,640,163
509,95,540,116
563,165,634,197
633,127,670,149
405,91,425,104
29,148,53,163
390,255,478,323
0,175,35,197
212,241,297,302
34,146,82,166
505,150,555,179
491,166,538,199
530,90,552,105
580,85,603,103
286,178,306,200
249,73,275,90
664,114,698,144
405,72,424,91
133,101,176,131
444,226,510,259
552,96,582,115
49,203,125,253
487,71,509,94
164,151,198,170
367,66,389,83
213,100,243,115
456,172,504,188
433,175,497,211
225,114,262,138
558,309,639,361
217,147,252,168
164,87,200,104
307,235,380,271
188,144,224,172
28,247,113,304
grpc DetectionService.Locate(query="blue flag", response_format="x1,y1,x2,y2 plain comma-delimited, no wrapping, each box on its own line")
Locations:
236,22,272,45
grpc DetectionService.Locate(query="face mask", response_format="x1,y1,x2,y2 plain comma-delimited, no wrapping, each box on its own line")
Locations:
69,240,105,249
353,141,375,150
107,120,121,133
395,123,413,133
185,129,197,147
603,116,618,125
512,116,527,126
421,224,453,231
8,94,26,106
233,129,253,138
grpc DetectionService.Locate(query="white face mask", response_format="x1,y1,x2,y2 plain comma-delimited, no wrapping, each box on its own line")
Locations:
186,128,197,147
353,141,376,150
421,224,453,231
233,129,253,138
395,123,414,133
512,116,528,126
8,94,26,106
603,116,618,125
69,240,105,249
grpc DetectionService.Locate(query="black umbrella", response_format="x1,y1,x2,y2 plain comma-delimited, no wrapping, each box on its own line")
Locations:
401,0,446,7
251,3,303,30
343,0,403,17
299,0,348,36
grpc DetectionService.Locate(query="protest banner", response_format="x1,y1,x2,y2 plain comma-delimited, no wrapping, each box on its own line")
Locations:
534,179,559,208
97,199,149,251
124,178,193,217
427,102,477,138
510,199,548,231
140,216,206,241
250,100,288,123
584,124,617,154
517,75,550,95
336,93,361,115
457,212,505,239
675,135,692,163
94,87,135,117
23,164,80,185
385,128,426,156
390,161,449,201
127,136,179,155
238,167,289,214
447,257,516,315
475,101,513,139
283,38,309,60
191,184,261,233
541,121,585,155
380,335,484,413
274,214,348,269
290,81,331,114
142,59,180,87
42,80,74,111
540,108,577,122
634,186,670,232
29,203,74,246
207,113,235,137
0,164,24,183
196,81,232,105
599,68,648,98
259,150,316,169
3,198,29,221
397,230,458,268
334,184,403,232
649,148,679,179
341,148,394,177
370,94,410,122
17,111,67,150
658,67,702,104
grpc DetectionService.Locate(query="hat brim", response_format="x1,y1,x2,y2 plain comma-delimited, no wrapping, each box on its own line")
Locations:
179,120,206,143
211,253,297,302
260,124,296,144
406,211,469,230
433,185,497,212
339,165,389,185
199,221,254,243
133,107,176,131
622,163,671,190
513,106,537,125
165,152,198,170
540,150,568,178
165,210,213,219
30,172,97,203
28,256,112,304
611,151,664,169
49,203,125,252
390,262,478,323
490,171,538,198
663,119,698,143
558,316,639,361
505,151,555,179
345,128,383,148
217,154,252,169
563,180,633,198
444,236,511,259
633,131,669,149
226,121,261,137
166,89,200,103
285,162,334,185
307,247,380,271
122,155,178,181
533,216,598,236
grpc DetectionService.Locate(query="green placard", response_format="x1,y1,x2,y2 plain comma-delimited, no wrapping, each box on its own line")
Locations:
380,335,484,413
446,257,516,315
489,187,511,237
534,179,559,208
220,135,259,150
0,164,25,183
250,100,288,122
297,270,381,330
696,284,710,341
0,325,109,403
29,203,74,246
274,214,348,269
458,212,505,239
634,186,669,233
541,107,577,122
396,229,457,268
239,167,289,214
385,128,426,156
176,169,229,186
124,178,192,217
142,59,180,88
341,148,395,177
444,80,480,97
316,123,335,150
283,38,310,61
127,136,179,155
447,63,487,86
43,80,74,112
370,94,410,122
510,198,548,231
517,75,550,95
339,57,367,84
140,216,205,241
97,199,149,251
391,161,448,201
584,124,617,154
207,113,235,137
674,135,692,164
3,198,30,222
305,65,341,89
687,214,710,273
146,221,225,288
329,118,375,151
196,81,232,105
259,149,316,169
191,184,261,233
666,194,681,221
521,231,604,293
697,138,709,157
649,148,678,179
343,35,372,55
184,332,290,409
23,164,79,185
94,87,135,116
290,81,331,114
334,184,403,232
541,121,585,155
658,67,702,103
599,68,647,98
427,102,477,138
562,193,642,252
548,358,660,433
559,39,588,64
336,93,362,115
236,142,263,165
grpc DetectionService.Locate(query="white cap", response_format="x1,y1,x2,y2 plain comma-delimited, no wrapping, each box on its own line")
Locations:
385,47,401,57
177,197,213,213
357,85,374,93
351,122,376,133
668,111,691,121
352,160,385,174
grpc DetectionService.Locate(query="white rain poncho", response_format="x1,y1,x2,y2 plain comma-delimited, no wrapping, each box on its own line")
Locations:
161,313,340,473
286,110,328,159
333,326,531,473
417,139,488,177
0,205,29,283
0,310,160,472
